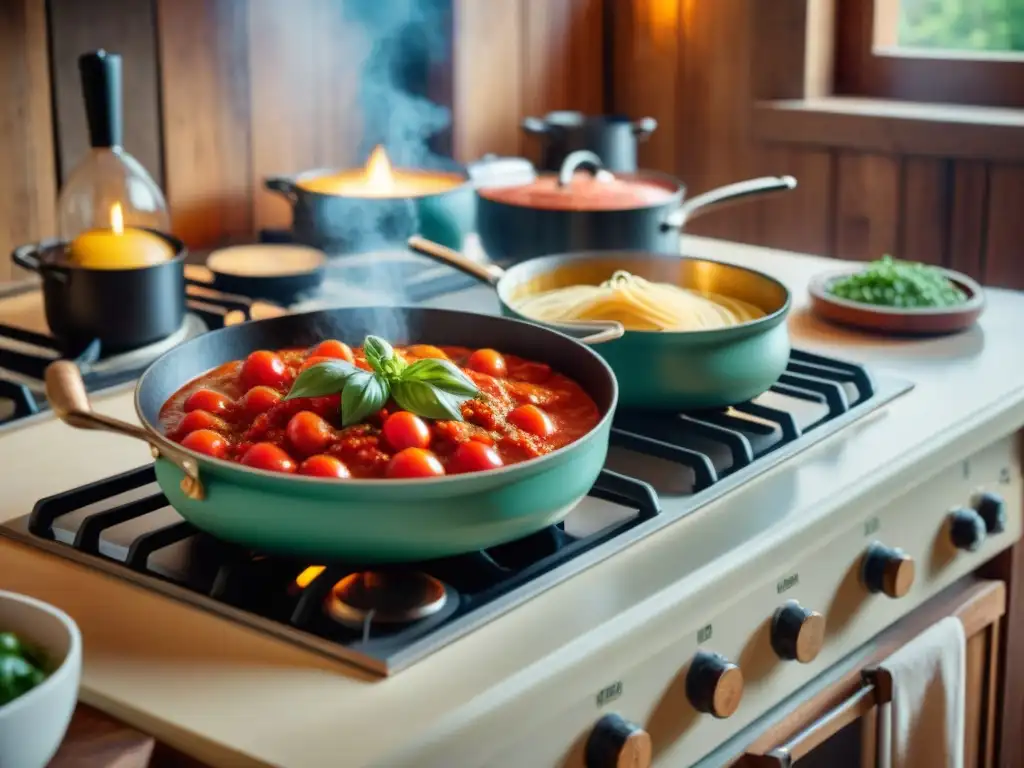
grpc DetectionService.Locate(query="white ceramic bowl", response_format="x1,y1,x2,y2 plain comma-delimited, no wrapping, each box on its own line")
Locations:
0,591,81,768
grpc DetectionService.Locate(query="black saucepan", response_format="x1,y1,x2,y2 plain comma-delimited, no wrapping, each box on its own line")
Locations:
198,244,326,303
475,150,797,264
11,232,187,353
521,111,658,173
45,307,618,562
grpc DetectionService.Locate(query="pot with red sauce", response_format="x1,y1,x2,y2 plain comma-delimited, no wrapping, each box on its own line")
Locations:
475,150,797,263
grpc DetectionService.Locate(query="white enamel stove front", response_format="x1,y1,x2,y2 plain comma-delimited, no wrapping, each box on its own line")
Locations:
401,433,1022,768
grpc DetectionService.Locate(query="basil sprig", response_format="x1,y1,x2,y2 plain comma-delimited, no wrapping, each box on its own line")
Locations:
284,335,481,426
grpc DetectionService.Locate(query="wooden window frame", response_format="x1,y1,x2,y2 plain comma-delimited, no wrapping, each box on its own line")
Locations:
835,0,1024,109
749,0,1024,162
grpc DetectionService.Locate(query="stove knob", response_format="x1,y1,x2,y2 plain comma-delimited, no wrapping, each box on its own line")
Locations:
685,651,743,719
584,713,652,768
771,601,827,663
949,508,987,551
973,491,1007,534
861,543,915,599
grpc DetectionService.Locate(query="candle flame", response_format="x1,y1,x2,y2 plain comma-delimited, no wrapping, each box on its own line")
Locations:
363,145,395,193
110,202,124,235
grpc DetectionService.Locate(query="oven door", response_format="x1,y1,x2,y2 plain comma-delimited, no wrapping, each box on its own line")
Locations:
735,578,1004,768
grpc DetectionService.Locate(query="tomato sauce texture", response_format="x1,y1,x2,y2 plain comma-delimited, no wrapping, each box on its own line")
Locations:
158,343,601,479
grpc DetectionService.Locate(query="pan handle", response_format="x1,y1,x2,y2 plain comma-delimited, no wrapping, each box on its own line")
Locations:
44,361,205,501
546,320,624,346
264,175,299,205
632,117,657,139
557,150,615,186
407,236,505,287
663,175,797,230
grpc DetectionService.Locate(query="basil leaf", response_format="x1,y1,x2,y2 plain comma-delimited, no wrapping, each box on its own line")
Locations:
392,380,471,421
401,358,479,397
340,371,390,427
284,360,361,400
363,336,394,373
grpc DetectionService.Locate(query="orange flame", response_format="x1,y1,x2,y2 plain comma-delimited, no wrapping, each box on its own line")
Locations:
295,565,326,589
363,145,395,193
110,202,125,235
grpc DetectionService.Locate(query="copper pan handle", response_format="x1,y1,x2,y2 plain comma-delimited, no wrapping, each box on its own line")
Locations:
45,360,205,500
407,236,505,286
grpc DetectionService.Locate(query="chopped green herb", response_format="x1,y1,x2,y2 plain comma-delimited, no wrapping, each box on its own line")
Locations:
0,631,48,706
828,255,967,309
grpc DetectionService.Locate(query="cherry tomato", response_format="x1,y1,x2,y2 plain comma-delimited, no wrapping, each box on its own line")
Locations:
300,355,335,373
286,411,333,456
451,441,503,474
386,448,445,479
467,348,507,378
178,410,225,435
241,350,288,389
382,411,431,451
299,455,351,478
508,404,555,437
181,429,228,459
241,442,296,473
309,340,354,362
242,385,282,414
183,388,232,414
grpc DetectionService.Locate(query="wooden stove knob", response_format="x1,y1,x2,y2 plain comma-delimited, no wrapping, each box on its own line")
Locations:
584,713,652,768
685,651,744,719
862,542,915,599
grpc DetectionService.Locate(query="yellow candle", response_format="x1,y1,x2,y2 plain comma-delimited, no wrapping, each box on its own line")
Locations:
69,203,175,269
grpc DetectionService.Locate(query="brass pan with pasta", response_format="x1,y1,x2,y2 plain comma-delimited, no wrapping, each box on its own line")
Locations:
409,237,792,410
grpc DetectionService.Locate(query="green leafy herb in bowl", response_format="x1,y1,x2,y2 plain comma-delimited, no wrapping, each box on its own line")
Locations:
0,631,48,707
827,255,968,309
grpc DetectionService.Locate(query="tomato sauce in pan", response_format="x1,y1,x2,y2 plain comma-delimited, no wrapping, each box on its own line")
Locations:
158,341,601,480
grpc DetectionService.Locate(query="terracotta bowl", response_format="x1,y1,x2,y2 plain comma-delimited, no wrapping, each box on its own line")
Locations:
808,267,985,336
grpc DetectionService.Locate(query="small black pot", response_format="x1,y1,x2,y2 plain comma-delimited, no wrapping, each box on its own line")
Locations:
12,230,187,353
522,112,657,173
476,151,797,264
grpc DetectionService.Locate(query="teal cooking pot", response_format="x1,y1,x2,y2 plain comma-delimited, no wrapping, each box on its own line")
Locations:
265,164,474,255
44,308,618,563
409,238,793,410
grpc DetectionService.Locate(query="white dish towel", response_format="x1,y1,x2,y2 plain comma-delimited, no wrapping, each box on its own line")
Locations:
877,615,966,768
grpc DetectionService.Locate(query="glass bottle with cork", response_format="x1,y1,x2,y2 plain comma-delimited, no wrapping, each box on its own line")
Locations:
58,50,175,269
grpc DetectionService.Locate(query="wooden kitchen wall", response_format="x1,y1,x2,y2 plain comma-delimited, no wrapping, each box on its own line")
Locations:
0,0,604,282
610,0,1024,290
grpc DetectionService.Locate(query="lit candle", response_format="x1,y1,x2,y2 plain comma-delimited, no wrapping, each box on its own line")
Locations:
68,203,176,269
297,145,463,198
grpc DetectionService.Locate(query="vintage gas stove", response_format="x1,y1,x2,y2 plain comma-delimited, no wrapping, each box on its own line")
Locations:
1,239,1022,768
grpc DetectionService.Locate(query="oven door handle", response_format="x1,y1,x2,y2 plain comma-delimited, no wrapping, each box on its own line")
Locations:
743,669,892,767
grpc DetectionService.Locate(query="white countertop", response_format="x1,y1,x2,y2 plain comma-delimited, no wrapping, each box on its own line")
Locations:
1,235,1023,767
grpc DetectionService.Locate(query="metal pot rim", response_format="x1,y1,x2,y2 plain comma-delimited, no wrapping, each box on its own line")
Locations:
268,166,473,201
132,306,619,489
28,230,188,274
477,168,686,213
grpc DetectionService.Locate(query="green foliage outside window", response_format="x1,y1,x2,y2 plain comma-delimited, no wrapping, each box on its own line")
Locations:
898,0,1024,52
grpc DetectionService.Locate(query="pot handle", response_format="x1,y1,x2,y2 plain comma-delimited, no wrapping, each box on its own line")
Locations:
663,175,798,230
12,241,69,282
558,150,614,186
407,236,505,287
545,320,625,346
632,117,657,140
521,116,548,135
264,176,299,205
44,360,206,501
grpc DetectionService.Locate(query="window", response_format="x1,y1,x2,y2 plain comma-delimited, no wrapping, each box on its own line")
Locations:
835,0,1024,108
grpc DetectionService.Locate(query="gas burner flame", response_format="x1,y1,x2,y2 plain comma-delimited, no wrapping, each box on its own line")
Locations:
363,145,395,194
295,565,325,588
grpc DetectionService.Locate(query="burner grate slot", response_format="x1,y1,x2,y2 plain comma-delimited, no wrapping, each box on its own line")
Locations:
73,494,169,555
589,469,660,518
30,465,157,538
610,428,717,491
126,521,198,570
730,402,800,443
769,382,828,405
790,349,876,400
777,373,849,416
677,415,754,469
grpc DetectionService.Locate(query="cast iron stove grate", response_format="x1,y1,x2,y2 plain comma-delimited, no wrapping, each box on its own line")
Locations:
6,349,912,675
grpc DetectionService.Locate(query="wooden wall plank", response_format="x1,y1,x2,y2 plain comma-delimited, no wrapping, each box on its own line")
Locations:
899,157,950,266
451,0,523,163
754,146,834,256
48,0,163,188
948,161,988,280
833,152,900,261
247,0,368,231
983,165,1024,290
0,0,57,282
157,0,253,249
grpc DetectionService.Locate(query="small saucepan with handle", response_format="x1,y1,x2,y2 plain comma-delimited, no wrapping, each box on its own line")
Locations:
475,150,797,264
408,237,792,410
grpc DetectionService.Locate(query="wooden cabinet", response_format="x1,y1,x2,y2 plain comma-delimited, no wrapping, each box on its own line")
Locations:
733,578,1005,767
